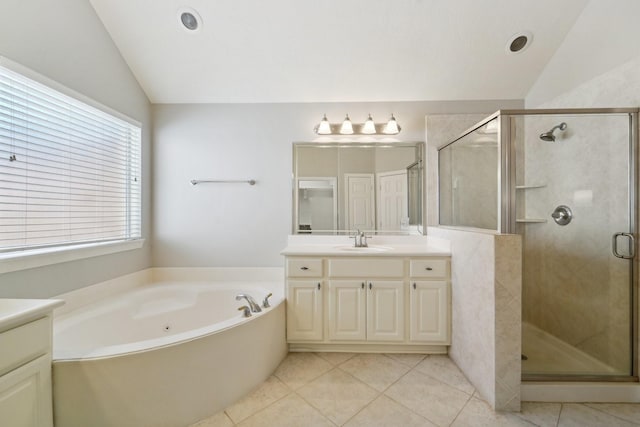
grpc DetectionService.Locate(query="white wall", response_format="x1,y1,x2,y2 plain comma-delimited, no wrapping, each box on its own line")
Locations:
526,0,640,108
152,100,522,267
0,0,152,298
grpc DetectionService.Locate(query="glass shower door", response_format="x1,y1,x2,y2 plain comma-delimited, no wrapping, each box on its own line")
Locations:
516,112,635,379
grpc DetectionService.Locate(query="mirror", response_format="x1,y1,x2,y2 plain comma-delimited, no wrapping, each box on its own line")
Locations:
292,141,424,235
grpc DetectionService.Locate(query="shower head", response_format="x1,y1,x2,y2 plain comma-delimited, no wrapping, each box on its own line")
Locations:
539,122,568,142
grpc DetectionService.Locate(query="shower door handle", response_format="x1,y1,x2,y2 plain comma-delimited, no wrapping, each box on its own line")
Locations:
612,232,635,259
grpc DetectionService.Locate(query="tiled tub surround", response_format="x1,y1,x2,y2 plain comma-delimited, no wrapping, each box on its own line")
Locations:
427,227,522,412
281,235,452,353
51,268,286,427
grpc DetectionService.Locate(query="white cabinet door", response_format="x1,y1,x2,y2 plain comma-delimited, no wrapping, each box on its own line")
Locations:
410,281,449,343
0,355,53,427
287,280,324,341
328,281,366,341
366,281,405,342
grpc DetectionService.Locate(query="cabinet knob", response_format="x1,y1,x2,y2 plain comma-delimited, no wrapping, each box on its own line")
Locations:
317,282,321,290
413,282,416,289
361,282,365,289
369,282,372,290
301,266,309,270
425,267,433,271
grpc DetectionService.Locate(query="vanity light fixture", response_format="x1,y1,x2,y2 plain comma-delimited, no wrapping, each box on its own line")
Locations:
339,114,354,135
313,113,401,135
382,114,400,135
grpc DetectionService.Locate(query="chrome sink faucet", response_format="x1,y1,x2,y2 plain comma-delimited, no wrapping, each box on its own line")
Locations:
235,294,262,313
351,229,369,248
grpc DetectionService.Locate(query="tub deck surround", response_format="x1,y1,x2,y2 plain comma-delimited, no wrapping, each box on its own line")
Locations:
51,268,287,427
282,235,452,354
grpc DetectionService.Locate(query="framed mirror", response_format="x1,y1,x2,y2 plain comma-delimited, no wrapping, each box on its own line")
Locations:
292,141,424,235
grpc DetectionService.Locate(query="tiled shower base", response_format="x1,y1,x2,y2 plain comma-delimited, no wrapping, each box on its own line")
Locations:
522,322,618,377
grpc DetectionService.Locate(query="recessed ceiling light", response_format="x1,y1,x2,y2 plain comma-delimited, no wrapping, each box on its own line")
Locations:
506,31,533,54
178,8,202,33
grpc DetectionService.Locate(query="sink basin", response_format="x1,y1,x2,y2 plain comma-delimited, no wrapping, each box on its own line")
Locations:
334,245,393,253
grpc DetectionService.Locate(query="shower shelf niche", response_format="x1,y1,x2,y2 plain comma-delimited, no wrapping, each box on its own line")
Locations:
516,218,547,223
515,184,547,190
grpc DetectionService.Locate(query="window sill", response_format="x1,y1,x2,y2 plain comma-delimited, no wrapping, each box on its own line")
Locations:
0,239,146,274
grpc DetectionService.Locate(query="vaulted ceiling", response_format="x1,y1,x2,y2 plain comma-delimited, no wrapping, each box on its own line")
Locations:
89,0,589,104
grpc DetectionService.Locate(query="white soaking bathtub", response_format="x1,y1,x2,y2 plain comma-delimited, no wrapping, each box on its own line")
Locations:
51,268,286,427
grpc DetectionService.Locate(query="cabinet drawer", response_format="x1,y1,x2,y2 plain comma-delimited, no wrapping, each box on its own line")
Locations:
0,317,50,376
328,258,403,278
287,258,323,277
410,259,448,278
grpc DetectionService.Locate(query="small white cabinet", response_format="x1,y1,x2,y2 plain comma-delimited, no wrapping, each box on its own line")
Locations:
328,281,366,341
0,299,62,427
285,253,450,352
328,280,404,342
0,354,51,427
366,281,404,341
287,280,324,341
410,281,449,343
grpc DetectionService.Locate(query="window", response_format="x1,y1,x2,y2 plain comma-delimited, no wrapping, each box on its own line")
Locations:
0,60,141,254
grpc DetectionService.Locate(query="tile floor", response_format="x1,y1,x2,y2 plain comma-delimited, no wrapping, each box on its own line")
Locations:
191,353,640,427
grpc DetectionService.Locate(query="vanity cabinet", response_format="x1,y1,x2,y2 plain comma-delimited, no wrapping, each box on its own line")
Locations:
285,254,450,352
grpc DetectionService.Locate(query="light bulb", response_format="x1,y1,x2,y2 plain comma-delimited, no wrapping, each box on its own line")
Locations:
362,114,376,134
339,114,353,135
383,114,400,135
315,114,332,135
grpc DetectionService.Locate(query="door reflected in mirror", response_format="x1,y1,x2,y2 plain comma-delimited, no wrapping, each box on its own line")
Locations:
292,142,424,235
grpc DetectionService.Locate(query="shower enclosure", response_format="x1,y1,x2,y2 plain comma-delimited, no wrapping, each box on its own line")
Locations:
439,108,639,381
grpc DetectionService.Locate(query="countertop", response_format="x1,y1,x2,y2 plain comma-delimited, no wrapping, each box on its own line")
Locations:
281,235,451,257
0,299,65,333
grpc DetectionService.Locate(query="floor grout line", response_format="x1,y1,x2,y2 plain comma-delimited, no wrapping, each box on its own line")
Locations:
580,402,640,426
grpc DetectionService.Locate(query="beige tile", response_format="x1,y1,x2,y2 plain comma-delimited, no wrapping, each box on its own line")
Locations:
236,393,333,427
339,353,411,392
297,368,379,425
225,376,290,423
517,402,561,427
273,352,332,390
344,395,436,427
315,352,356,366
384,353,427,368
414,355,475,395
451,397,533,427
585,403,640,424
558,404,637,427
190,411,234,427
385,369,471,426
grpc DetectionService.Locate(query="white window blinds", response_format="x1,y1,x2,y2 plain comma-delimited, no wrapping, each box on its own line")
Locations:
0,63,141,253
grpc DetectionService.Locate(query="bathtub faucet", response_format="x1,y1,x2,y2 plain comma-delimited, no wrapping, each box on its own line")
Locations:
235,294,262,313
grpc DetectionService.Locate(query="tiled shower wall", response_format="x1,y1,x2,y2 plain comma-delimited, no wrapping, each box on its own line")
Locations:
426,114,522,410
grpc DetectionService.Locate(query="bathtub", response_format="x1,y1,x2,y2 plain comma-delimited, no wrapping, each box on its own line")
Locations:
51,268,287,427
